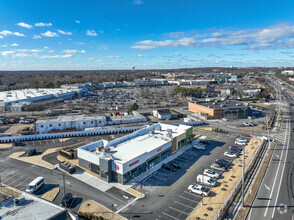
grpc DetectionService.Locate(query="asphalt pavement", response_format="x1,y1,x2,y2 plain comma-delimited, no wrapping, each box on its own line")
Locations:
247,79,294,220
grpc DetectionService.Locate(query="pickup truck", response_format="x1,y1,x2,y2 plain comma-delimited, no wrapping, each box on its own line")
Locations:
188,184,210,196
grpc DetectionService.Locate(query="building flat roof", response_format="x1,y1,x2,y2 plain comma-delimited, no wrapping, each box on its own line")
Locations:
0,192,66,220
192,100,247,109
0,88,77,103
80,123,191,164
36,114,106,124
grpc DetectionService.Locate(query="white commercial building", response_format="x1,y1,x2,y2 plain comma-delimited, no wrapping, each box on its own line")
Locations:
0,88,77,110
281,70,294,75
77,123,193,184
35,111,147,134
153,109,172,120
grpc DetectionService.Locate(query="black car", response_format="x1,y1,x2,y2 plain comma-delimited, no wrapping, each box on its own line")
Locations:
168,161,181,169
60,192,73,208
229,145,242,152
215,158,230,168
292,128,294,132
199,140,210,145
162,163,176,172
27,149,36,156
229,149,240,155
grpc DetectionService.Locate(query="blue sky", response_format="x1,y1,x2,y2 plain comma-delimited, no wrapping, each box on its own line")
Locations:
0,0,294,70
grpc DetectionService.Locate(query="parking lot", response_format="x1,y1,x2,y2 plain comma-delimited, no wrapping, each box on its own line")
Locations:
124,133,249,220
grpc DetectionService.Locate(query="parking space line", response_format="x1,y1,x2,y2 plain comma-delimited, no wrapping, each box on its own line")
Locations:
169,206,189,215
32,141,35,146
175,158,188,163
8,175,26,186
157,170,171,177
3,173,23,185
179,195,199,203
175,200,195,209
162,212,180,220
156,172,170,178
0,170,13,177
52,139,55,144
46,140,49,144
1,170,17,179
184,191,202,198
39,141,42,145
159,169,172,175
13,176,32,189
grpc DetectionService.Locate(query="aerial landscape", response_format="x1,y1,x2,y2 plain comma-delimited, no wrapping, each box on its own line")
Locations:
0,0,294,220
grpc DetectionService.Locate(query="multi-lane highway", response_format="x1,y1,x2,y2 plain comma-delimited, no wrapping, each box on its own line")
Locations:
247,78,294,220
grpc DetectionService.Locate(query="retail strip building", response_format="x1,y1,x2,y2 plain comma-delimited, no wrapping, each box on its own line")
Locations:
77,123,193,184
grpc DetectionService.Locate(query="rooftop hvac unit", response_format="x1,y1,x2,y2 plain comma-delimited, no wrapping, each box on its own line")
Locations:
96,146,104,153
104,148,111,152
13,196,25,206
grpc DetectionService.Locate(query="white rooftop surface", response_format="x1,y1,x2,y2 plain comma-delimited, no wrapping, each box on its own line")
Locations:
0,88,77,103
0,192,66,220
37,114,106,123
111,126,186,164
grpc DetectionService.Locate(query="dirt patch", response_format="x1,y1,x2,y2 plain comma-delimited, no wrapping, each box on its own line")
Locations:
78,200,126,220
59,138,71,142
187,137,262,220
41,187,59,202
5,124,34,135
0,184,21,202
197,127,213,132
0,143,12,149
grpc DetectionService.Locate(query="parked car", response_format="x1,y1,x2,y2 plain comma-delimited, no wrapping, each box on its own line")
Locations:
236,137,248,142
211,163,226,172
235,140,247,145
229,145,242,152
162,163,176,172
196,174,216,186
60,192,73,208
204,169,220,179
168,161,181,169
188,184,210,196
224,151,237,158
216,158,230,166
229,148,241,155
26,177,44,193
199,140,210,145
193,144,206,150
27,149,36,156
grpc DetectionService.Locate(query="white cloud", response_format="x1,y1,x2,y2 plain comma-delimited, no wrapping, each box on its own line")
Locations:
41,31,58,37
40,54,72,59
0,30,25,37
15,53,31,57
136,54,144,57
1,51,15,56
16,49,44,52
10,43,19,47
33,34,42,39
86,30,97,36
35,22,52,27
63,49,86,54
132,24,294,50
0,44,7,47
132,38,197,50
17,22,32,29
133,0,144,5
105,55,122,58
75,21,80,24
44,46,50,49
57,29,72,35
173,53,181,56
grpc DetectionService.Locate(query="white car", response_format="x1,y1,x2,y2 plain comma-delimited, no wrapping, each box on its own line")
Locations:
188,184,210,196
203,169,220,179
224,151,237,158
235,140,247,146
236,137,248,142
193,144,205,150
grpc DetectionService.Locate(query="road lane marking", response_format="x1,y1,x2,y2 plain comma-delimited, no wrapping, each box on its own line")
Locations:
271,118,290,219
115,197,138,214
13,176,32,188
162,212,180,220
265,184,270,191
264,119,288,217
174,201,195,209
184,191,202,198
169,206,189,215
179,195,199,203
